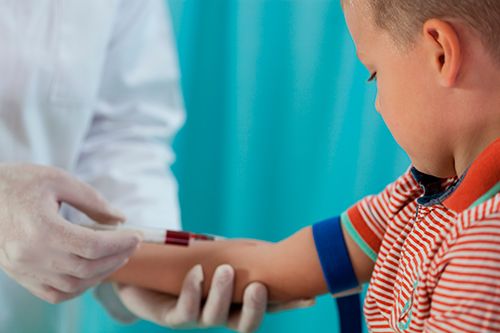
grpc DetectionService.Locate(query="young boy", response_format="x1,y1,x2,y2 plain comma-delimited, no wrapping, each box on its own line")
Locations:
110,0,500,331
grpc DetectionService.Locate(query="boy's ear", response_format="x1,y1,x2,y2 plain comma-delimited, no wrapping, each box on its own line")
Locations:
422,19,462,87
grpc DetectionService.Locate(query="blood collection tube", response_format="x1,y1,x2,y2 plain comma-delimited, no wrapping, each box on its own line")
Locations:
82,223,224,246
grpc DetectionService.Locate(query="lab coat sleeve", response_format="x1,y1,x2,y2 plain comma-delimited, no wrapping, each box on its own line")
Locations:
65,0,185,230
63,0,185,322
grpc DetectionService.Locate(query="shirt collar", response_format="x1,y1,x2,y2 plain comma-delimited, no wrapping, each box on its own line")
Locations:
411,138,500,213
444,138,500,213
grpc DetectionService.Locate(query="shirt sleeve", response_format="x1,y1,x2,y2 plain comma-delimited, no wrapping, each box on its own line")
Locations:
340,168,420,261
425,215,500,332
64,0,185,230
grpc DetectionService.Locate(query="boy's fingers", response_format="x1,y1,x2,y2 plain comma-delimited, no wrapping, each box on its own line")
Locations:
200,264,235,326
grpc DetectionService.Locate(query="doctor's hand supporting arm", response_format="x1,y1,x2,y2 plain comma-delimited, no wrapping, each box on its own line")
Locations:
115,264,315,333
0,163,142,304
115,265,272,333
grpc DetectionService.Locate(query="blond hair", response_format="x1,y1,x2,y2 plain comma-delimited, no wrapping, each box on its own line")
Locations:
350,0,500,62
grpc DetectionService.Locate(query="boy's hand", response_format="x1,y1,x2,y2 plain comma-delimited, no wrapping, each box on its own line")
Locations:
116,264,315,333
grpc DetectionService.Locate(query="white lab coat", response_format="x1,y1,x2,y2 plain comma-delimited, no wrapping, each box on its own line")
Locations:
0,0,185,332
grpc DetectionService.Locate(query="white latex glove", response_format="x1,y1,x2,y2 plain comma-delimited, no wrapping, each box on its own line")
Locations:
115,265,315,333
0,163,142,304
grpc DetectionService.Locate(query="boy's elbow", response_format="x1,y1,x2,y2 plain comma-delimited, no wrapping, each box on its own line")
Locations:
234,228,326,302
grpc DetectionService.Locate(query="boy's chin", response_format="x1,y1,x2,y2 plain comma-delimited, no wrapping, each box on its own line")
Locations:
411,160,457,179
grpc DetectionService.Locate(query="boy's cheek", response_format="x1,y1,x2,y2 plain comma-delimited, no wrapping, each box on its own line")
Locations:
375,91,413,150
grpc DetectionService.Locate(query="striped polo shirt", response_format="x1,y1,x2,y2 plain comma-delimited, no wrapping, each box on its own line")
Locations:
342,138,500,332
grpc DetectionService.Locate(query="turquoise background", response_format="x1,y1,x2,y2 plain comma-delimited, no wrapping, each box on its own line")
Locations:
78,0,409,332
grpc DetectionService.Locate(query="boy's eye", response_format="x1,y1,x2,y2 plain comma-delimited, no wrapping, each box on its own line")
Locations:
367,72,377,82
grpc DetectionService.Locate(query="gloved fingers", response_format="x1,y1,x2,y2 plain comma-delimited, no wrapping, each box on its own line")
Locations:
267,298,316,313
47,168,125,224
48,260,128,294
44,274,91,294
163,264,204,328
14,274,83,304
35,284,85,304
58,247,134,279
200,264,235,327
115,284,179,325
115,265,205,328
1,230,132,298
0,238,51,272
228,282,267,333
94,282,139,324
50,216,141,260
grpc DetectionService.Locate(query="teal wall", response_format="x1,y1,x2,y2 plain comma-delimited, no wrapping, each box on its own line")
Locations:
78,0,409,332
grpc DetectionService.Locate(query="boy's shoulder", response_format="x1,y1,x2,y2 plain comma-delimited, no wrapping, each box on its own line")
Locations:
445,193,500,248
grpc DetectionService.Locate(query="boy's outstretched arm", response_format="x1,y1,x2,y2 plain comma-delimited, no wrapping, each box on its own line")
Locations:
109,224,375,303
341,223,376,285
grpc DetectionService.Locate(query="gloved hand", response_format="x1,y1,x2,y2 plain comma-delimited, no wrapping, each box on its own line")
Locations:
0,163,142,304
115,265,315,333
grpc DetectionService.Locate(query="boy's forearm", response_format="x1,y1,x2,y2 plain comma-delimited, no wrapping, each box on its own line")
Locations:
109,227,328,303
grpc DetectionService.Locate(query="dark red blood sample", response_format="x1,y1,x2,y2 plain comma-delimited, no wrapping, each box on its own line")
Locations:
165,230,190,246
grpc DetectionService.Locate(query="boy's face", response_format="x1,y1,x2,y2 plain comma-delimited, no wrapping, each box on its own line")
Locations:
343,1,454,177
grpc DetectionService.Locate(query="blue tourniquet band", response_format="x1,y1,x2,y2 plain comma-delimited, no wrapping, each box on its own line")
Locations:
312,216,359,293
312,216,362,333
337,294,362,333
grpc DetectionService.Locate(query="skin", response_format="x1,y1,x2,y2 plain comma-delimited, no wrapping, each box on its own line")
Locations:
344,0,500,178
110,229,322,303
109,227,374,303
110,0,500,305
110,227,373,303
